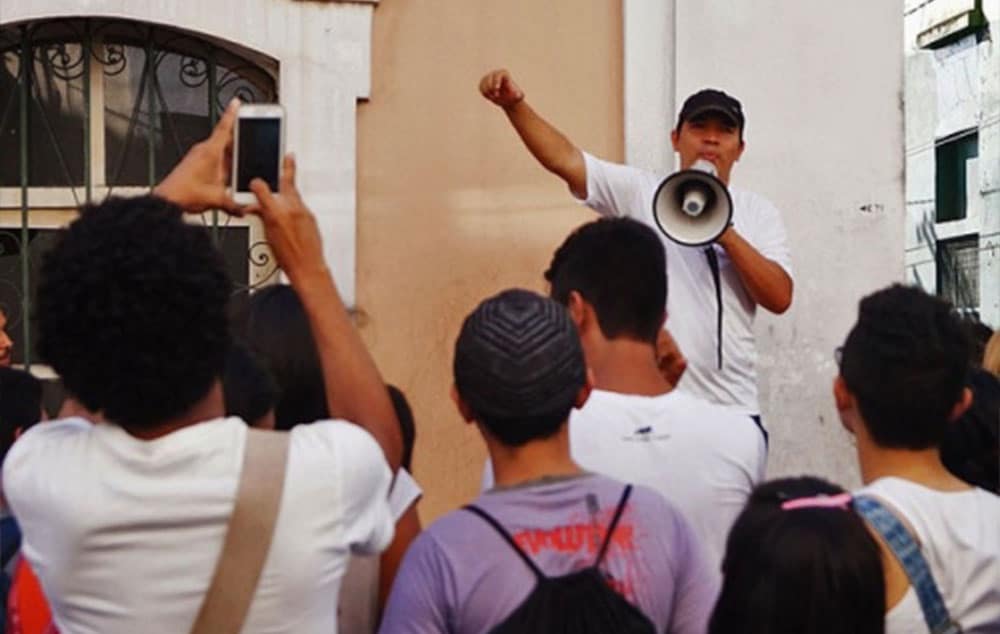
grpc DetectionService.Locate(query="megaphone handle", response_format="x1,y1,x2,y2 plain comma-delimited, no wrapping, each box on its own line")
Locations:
703,247,724,371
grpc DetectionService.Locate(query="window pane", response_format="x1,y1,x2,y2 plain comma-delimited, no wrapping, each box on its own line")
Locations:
936,235,979,310
935,132,979,222
0,41,22,188
29,39,86,186
0,28,88,188
104,33,276,186
151,47,211,182
104,43,153,186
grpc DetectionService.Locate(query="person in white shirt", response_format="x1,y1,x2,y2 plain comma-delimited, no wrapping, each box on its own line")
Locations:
479,69,793,418
1,101,404,634
835,284,1000,633
485,218,766,567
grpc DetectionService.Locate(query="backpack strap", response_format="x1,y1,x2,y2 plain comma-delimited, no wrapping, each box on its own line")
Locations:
189,428,290,634
854,495,963,634
464,505,545,579
594,485,633,567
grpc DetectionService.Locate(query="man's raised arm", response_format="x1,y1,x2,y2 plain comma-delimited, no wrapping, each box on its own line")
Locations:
479,69,587,199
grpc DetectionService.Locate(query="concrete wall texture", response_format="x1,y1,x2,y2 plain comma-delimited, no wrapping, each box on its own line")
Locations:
904,0,1000,329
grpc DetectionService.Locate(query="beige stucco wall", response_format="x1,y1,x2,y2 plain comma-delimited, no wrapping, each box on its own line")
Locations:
357,0,622,522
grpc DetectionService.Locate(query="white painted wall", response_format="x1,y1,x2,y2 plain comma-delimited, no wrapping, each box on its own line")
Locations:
623,0,674,173
904,0,1000,329
625,0,906,487
1,0,376,304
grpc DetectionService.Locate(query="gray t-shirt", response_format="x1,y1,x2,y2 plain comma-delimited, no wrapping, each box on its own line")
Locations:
379,473,717,634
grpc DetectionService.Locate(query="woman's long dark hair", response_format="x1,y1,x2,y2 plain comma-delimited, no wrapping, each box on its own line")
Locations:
709,476,886,634
234,285,418,470
237,285,327,431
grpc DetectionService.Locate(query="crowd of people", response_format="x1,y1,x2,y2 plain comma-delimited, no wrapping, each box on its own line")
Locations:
0,70,998,634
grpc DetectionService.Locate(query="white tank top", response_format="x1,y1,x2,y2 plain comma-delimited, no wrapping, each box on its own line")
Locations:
857,477,1000,633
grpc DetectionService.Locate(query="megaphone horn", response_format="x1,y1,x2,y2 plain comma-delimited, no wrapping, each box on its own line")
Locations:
652,159,733,246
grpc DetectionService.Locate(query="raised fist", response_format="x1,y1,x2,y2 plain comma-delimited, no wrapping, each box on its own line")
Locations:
479,69,524,109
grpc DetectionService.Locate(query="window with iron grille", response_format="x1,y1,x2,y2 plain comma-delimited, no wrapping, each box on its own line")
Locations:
0,19,279,367
936,234,980,311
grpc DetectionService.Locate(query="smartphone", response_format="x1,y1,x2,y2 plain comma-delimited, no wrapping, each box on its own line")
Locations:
232,104,285,206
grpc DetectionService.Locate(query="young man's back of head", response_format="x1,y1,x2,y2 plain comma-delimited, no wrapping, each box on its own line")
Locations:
545,218,666,345
453,288,587,446
839,284,970,450
846,286,1000,633
37,196,231,432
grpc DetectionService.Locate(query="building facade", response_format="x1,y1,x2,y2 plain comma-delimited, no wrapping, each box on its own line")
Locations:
904,0,1000,328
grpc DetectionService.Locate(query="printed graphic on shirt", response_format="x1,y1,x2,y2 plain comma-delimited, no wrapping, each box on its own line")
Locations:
509,504,640,602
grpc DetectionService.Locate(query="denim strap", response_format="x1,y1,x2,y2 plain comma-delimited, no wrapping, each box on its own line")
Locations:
854,495,962,634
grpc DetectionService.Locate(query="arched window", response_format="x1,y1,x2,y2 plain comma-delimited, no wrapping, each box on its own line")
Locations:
0,18,279,368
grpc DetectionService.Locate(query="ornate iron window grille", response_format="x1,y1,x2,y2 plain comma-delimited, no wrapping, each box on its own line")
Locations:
0,18,281,368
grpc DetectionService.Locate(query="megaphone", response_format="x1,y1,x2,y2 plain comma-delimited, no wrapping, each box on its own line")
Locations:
652,159,733,246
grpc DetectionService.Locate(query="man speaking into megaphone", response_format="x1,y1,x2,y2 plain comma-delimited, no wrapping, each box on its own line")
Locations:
479,69,793,430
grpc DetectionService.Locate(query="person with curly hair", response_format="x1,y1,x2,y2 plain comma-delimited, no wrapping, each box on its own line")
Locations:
1,101,402,634
837,285,1000,632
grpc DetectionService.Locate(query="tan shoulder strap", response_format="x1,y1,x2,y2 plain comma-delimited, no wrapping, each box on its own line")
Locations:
190,428,290,634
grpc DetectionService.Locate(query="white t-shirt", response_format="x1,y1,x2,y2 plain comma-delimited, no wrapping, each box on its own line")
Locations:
338,468,422,634
2,416,395,634
580,152,794,415
484,389,766,567
857,477,1000,633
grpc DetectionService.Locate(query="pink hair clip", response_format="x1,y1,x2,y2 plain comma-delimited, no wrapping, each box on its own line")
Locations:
781,493,852,511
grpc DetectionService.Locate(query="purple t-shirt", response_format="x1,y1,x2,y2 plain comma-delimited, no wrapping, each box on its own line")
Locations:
379,473,718,633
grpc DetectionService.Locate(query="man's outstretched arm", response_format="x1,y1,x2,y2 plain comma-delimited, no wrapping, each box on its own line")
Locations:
480,69,587,199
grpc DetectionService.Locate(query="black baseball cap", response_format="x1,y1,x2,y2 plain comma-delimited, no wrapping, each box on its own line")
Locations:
677,89,745,133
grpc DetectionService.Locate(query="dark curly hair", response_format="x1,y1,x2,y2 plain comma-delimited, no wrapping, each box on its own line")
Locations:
839,284,970,450
36,196,231,431
545,218,666,345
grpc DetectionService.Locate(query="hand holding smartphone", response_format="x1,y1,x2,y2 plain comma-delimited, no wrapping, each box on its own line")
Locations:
232,104,285,206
